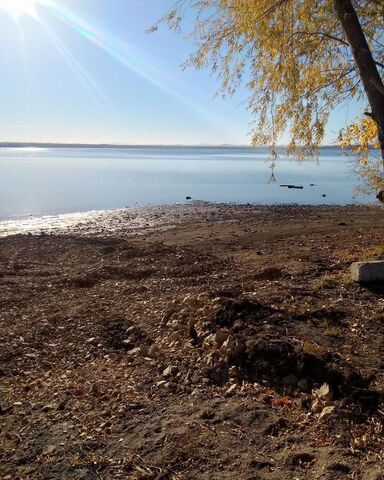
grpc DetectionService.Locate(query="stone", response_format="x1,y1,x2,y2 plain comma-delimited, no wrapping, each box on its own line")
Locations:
170,319,181,330
127,347,141,356
163,365,179,378
313,383,333,403
319,405,335,421
351,261,384,282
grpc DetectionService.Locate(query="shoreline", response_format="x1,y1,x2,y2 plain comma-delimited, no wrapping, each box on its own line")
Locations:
0,201,378,238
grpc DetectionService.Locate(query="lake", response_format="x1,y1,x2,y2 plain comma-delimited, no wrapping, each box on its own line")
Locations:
0,146,373,221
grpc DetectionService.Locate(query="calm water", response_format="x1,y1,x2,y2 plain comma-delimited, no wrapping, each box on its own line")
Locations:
0,146,373,220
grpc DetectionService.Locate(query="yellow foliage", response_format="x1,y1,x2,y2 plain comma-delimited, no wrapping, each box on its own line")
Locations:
159,0,383,166
339,115,383,192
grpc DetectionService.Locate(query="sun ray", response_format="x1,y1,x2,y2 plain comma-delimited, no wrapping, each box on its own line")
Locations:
0,0,235,135
39,19,107,104
42,2,230,125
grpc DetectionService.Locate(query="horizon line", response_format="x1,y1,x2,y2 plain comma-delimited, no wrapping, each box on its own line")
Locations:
0,141,341,149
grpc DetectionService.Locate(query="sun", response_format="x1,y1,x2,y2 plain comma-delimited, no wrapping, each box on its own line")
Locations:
0,0,42,18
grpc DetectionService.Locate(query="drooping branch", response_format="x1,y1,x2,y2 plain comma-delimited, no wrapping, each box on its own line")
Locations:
290,30,349,46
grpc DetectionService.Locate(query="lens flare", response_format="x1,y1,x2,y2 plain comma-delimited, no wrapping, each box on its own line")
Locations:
0,0,40,18
0,0,233,134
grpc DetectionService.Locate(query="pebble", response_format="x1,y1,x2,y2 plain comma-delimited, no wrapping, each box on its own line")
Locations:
313,383,333,403
127,347,141,356
163,365,179,378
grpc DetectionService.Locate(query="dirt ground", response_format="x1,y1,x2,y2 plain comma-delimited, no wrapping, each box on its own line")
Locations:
1,204,384,480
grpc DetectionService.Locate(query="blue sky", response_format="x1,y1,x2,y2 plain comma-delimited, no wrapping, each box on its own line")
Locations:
0,0,364,145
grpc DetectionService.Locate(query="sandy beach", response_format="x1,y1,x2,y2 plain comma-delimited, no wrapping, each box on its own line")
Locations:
1,203,384,479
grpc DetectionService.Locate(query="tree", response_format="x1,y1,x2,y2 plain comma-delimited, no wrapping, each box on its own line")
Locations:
157,0,384,190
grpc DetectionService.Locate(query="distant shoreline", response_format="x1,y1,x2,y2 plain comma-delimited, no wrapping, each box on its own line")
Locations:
0,142,344,149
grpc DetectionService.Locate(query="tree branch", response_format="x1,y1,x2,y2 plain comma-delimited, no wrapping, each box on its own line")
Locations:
291,31,349,46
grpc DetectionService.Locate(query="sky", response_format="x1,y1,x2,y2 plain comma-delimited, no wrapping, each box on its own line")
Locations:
0,0,365,145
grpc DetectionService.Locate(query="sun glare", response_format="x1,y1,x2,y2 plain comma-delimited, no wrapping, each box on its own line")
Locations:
0,0,41,18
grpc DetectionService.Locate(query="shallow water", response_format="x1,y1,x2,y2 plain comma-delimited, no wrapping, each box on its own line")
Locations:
0,146,374,221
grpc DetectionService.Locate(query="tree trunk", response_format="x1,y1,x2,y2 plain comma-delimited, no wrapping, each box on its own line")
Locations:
334,0,384,163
